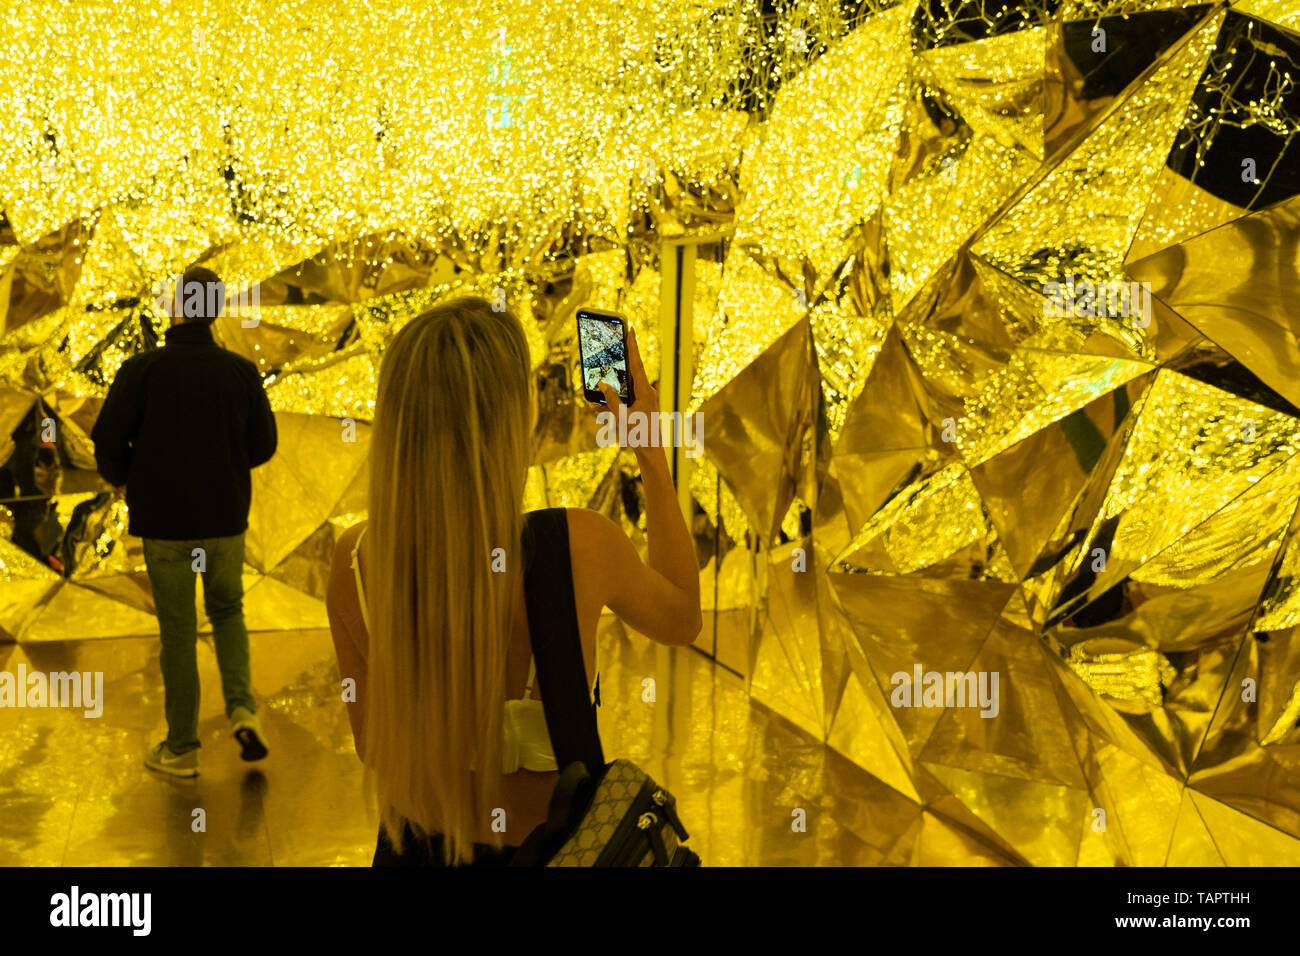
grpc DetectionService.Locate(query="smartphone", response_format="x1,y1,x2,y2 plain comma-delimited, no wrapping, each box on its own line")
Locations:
576,307,634,405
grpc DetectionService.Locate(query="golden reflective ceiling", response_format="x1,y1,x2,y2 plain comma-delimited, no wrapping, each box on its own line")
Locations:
3,0,1300,864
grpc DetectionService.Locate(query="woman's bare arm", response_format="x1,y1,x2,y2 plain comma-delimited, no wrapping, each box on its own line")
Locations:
570,327,701,646
326,523,370,760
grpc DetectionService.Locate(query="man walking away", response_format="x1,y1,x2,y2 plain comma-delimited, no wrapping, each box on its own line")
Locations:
92,266,277,777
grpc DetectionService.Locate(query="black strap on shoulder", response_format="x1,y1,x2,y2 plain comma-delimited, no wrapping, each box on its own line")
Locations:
522,508,605,776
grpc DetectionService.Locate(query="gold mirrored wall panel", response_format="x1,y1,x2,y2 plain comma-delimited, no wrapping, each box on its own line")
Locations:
3,0,1300,864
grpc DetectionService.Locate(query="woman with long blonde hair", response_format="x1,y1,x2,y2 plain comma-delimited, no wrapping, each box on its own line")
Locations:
326,295,701,865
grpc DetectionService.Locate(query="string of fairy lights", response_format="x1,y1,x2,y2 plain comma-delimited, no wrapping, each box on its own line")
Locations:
0,0,865,259
2,0,1300,732
2,1,1298,555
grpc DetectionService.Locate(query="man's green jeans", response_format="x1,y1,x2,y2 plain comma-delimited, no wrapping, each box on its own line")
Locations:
143,534,256,755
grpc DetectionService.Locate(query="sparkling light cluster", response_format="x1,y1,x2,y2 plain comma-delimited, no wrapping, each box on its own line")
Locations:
5,0,1300,867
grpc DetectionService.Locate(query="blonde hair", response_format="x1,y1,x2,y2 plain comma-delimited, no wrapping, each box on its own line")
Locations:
364,295,533,865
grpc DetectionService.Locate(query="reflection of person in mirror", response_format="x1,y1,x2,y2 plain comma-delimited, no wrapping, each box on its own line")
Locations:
90,265,278,779
0,406,64,572
30,442,64,573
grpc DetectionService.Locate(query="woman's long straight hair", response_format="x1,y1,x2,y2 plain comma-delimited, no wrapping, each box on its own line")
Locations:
364,296,533,865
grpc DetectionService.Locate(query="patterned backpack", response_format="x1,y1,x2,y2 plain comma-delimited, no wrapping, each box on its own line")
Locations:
509,510,701,867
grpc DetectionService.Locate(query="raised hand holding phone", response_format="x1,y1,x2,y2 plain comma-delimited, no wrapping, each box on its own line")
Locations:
587,323,700,644
596,326,658,448
577,307,636,406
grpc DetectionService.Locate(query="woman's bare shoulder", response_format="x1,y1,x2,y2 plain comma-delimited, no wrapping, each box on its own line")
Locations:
564,507,619,548
563,508,617,570
330,520,369,576
563,508,627,594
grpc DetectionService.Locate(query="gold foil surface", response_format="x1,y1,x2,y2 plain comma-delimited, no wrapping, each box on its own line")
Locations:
4,0,1300,866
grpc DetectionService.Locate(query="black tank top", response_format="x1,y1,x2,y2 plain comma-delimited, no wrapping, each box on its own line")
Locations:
372,507,604,867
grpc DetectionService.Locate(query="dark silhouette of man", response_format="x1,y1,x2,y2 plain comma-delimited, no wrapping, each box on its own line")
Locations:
92,265,276,776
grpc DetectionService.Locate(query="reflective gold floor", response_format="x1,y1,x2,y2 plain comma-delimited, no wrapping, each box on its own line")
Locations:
0,618,908,866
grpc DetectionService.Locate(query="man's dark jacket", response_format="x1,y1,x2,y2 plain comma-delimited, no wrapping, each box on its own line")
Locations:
91,322,277,540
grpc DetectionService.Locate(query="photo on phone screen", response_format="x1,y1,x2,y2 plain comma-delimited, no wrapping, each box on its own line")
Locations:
576,308,634,405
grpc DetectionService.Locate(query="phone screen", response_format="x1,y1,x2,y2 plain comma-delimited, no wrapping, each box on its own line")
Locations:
577,309,633,404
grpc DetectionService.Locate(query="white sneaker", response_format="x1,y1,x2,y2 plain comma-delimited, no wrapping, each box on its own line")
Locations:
144,741,198,777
